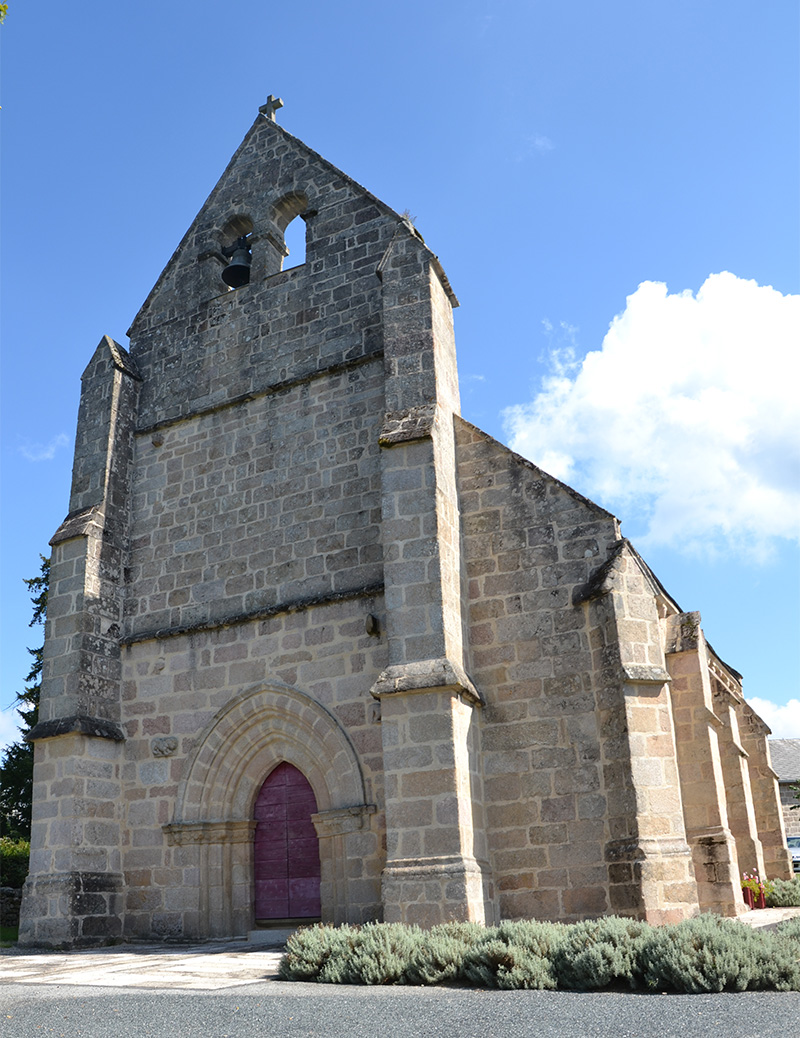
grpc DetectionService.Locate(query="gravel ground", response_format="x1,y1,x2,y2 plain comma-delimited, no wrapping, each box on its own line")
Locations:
1,982,798,1038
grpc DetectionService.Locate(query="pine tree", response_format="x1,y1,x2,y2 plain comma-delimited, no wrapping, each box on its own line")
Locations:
0,556,49,839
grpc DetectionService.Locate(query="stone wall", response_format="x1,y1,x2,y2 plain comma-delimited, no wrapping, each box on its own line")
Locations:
125,358,385,638
117,599,387,938
455,418,630,922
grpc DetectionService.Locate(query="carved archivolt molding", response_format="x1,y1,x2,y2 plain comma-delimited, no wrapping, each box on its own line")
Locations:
171,682,368,826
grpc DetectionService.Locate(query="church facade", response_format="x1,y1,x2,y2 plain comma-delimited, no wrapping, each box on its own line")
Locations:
19,104,791,946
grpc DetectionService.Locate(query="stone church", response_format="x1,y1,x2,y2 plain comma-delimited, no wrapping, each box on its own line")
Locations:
19,101,791,947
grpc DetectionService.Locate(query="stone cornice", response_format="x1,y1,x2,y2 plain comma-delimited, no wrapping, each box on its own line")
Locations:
370,657,483,705
27,715,124,743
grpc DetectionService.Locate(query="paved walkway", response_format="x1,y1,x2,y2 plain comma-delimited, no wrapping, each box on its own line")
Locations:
0,939,284,990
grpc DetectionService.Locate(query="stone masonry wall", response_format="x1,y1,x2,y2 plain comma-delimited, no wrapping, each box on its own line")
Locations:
125,358,385,638
119,596,388,938
454,417,624,922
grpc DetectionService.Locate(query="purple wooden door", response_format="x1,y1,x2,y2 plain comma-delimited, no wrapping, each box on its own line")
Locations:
253,762,321,921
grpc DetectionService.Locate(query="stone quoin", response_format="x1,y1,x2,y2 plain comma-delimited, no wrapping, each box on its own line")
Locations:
18,102,792,947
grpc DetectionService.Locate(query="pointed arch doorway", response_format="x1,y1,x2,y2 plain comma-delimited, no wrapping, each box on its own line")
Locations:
254,762,321,924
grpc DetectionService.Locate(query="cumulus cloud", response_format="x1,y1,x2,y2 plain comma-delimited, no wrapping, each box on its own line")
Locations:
747,697,800,739
503,273,800,558
19,433,70,462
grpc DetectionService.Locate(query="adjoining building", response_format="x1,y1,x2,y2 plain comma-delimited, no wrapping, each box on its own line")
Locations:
769,739,800,840
19,103,792,947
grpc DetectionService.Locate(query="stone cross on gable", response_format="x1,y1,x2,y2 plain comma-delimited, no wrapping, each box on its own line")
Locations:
259,95,284,122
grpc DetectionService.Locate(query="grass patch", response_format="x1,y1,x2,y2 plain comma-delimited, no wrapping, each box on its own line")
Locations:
280,915,800,992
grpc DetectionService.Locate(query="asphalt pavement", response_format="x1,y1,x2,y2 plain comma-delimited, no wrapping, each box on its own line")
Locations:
1,982,798,1038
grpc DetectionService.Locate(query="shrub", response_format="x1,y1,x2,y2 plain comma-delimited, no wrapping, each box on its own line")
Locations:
279,915,800,992
328,922,421,985
639,914,800,993
279,923,359,982
777,917,800,943
766,876,800,908
0,837,30,889
280,922,423,985
460,938,558,989
494,919,566,957
552,916,649,990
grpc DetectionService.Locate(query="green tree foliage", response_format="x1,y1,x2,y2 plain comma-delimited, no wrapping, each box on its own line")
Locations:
0,5,8,26
0,837,30,888
0,556,49,839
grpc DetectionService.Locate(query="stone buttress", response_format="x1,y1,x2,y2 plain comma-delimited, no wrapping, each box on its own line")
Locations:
19,336,140,946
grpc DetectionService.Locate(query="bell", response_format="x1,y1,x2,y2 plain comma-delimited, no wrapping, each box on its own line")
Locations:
221,236,252,289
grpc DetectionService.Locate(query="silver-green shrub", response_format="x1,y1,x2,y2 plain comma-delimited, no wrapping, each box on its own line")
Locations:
552,916,649,989
323,922,422,984
494,919,566,957
278,923,358,981
776,917,800,942
460,937,558,989
766,876,800,908
639,914,800,993
405,931,471,985
279,915,800,991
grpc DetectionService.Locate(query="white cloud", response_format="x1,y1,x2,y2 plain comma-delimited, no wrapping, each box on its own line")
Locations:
503,273,800,558
19,433,70,462
748,697,800,739
531,134,554,153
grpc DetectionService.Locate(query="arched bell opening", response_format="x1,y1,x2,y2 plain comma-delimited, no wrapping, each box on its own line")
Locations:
271,191,310,273
253,761,321,925
218,215,255,291
282,214,306,269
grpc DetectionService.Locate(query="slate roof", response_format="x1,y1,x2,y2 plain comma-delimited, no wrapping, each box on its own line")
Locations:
769,739,800,781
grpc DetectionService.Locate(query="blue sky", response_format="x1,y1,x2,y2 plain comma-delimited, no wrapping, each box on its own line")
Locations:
1,1,798,748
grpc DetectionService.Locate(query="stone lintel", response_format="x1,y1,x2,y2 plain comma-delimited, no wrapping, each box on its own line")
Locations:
622,664,671,686
163,820,257,846
311,804,376,838
378,404,436,447
370,657,483,704
27,715,124,743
